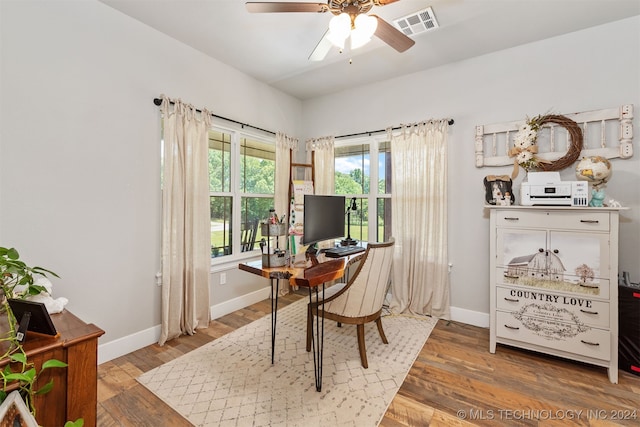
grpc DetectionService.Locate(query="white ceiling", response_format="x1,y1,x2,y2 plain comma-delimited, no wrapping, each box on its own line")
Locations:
99,0,640,100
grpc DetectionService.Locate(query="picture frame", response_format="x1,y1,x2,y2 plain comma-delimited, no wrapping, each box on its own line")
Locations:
7,299,58,342
484,175,515,206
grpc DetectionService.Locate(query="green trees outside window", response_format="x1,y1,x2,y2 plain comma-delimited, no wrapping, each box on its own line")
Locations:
209,130,274,258
207,131,393,256
335,139,392,243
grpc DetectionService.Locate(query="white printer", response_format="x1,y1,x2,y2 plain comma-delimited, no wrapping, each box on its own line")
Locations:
520,172,589,206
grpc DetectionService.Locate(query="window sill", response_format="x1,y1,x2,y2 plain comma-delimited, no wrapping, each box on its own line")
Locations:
210,251,261,273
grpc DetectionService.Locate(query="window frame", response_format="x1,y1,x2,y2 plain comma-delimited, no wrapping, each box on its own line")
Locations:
334,134,391,243
209,122,276,270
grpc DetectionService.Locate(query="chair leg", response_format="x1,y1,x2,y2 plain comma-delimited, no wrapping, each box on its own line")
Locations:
375,317,389,344
306,304,313,352
357,324,368,369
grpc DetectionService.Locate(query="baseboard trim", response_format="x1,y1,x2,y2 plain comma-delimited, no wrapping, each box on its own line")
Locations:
98,289,488,365
209,287,272,320
450,306,490,328
97,325,160,365
98,286,271,365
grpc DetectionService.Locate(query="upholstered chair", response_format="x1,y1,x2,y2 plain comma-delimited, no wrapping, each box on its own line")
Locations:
306,238,395,368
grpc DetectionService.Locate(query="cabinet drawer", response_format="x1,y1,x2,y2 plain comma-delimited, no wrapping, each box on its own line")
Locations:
496,286,609,328
496,311,611,361
495,210,610,232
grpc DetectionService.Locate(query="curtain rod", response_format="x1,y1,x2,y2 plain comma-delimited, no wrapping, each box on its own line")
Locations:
153,98,275,136
154,97,453,140
335,119,455,140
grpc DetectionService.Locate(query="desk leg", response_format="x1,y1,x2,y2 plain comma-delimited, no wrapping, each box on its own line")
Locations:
270,278,280,364
308,284,325,392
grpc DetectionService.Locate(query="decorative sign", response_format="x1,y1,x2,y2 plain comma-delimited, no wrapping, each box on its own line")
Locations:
512,301,590,340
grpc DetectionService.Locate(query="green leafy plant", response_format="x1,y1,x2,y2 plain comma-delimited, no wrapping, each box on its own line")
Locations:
0,350,68,418
0,246,58,300
0,247,82,426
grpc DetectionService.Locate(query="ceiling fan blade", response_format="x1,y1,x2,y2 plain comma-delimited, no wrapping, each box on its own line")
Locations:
371,14,415,53
374,0,401,5
308,29,333,61
246,2,328,13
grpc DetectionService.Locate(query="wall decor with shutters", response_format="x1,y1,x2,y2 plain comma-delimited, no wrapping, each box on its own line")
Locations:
475,105,634,169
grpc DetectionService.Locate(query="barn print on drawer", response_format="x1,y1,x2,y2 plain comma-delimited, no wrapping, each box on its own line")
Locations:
497,229,606,296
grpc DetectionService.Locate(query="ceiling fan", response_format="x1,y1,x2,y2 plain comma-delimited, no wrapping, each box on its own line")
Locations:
245,0,415,61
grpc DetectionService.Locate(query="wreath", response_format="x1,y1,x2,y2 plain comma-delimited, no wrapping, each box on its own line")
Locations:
509,114,583,178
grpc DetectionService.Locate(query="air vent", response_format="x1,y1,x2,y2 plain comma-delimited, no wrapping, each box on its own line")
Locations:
393,6,439,36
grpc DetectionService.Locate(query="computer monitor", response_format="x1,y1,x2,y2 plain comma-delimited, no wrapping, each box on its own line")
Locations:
302,195,345,247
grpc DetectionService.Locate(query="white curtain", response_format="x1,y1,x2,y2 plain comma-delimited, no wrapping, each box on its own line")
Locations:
158,95,212,345
306,136,335,250
388,120,451,319
306,136,335,195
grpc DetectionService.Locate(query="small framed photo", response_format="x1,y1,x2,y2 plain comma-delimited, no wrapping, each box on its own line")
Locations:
484,175,515,206
7,299,58,343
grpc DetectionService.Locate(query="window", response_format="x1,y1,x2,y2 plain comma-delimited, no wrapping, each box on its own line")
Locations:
334,137,392,243
209,128,275,260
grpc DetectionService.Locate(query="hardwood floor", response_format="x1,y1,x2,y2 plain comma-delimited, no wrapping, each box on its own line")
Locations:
97,291,639,426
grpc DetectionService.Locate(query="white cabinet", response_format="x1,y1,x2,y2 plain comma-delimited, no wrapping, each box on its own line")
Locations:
489,206,624,383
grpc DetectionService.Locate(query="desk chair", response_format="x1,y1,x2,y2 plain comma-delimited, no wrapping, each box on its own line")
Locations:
306,238,395,368
241,220,259,252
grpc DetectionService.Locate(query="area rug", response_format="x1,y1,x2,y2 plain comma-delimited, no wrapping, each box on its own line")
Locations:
137,298,437,427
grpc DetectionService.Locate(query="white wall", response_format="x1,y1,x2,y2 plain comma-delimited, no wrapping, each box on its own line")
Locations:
301,16,640,324
0,1,300,362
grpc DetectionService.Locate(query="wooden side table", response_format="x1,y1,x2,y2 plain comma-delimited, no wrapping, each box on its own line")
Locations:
0,309,104,426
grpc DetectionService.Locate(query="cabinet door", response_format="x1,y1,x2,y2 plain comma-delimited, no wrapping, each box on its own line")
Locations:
496,228,547,271
548,231,609,295
496,229,609,298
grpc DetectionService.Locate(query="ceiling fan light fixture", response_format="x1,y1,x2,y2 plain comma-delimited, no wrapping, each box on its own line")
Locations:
327,31,346,49
328,13,350,47
354,13,377,38
350,14,377,49
350,29,371,50
248,1,416,61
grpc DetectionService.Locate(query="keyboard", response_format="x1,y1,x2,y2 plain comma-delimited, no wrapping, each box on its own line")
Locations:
324,245,366,258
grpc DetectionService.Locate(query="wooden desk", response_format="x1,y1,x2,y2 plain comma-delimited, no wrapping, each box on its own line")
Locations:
0,309,105,427
239,257,346,286
239,252,363,391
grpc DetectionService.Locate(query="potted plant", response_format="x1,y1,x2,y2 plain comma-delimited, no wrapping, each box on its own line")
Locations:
0,246,82,427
